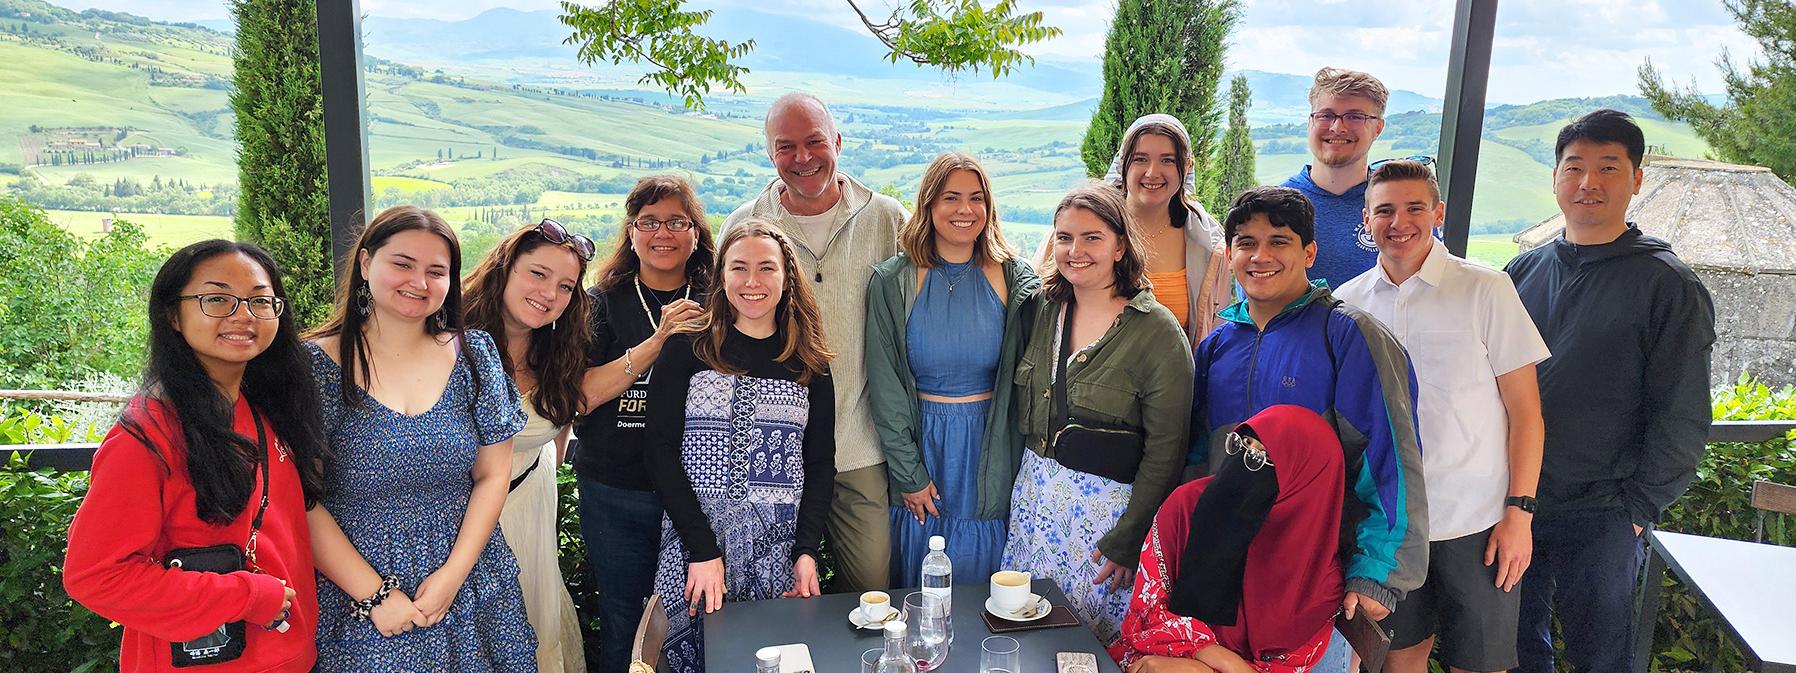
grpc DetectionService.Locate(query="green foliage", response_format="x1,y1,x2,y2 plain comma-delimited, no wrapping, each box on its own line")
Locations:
0,453,115,673
0,197,162,390
1079,0,1240,179
1639,0,1796,180
554,465,605,663
559,0,1058,109
230,0,332,328
1646,374,1796,672
1209,74,1256,213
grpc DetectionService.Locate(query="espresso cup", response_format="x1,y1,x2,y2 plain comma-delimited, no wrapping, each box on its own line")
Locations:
989,570,1032,614
860,590,893,621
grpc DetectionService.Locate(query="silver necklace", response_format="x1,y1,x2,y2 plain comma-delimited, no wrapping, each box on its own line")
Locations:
635,274,691,329
938,260,975,293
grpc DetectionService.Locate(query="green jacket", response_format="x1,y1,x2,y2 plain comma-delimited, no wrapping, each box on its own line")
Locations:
1014,289,1194,566
864,253,1042,521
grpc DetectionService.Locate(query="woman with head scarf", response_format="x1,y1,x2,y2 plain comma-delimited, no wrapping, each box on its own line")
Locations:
1110,404,1347,673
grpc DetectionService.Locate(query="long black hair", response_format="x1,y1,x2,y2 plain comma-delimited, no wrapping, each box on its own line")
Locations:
121,240,330,524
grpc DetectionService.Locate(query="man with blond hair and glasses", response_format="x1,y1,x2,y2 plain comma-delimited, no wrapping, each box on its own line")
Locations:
1283,67,1390,290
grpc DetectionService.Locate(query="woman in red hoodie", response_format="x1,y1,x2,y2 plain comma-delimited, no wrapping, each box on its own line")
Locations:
65,240,331,672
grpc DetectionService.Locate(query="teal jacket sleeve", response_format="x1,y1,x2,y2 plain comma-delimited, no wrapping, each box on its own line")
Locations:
1331,309,1429,610
863,263,930,495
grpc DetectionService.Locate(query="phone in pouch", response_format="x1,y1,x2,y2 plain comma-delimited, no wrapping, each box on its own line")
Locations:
164,543,248,666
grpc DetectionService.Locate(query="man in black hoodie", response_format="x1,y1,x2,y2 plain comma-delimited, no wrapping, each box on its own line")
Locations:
1505,109,1716,673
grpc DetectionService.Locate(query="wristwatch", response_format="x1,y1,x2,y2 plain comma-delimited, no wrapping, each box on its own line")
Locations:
1504,495,1538,514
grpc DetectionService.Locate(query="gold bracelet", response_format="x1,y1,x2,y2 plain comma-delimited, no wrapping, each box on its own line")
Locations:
624,347,636,378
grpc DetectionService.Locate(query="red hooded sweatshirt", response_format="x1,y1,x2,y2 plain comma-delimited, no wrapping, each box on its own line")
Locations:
64,394,318,672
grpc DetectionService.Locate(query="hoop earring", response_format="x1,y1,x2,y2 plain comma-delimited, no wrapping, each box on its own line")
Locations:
355,282,372,317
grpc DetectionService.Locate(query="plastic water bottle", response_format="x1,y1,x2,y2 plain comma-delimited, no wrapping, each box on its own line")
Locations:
921,535,953,640
877,621,919,673
755,646,781,673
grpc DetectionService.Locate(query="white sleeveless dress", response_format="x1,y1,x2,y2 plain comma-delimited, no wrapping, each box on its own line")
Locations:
499,398,587,673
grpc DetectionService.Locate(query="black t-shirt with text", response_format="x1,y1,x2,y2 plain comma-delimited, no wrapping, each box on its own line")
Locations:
572,278,703,490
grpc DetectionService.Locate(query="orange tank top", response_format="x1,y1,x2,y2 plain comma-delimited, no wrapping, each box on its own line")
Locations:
1145,269,1190,329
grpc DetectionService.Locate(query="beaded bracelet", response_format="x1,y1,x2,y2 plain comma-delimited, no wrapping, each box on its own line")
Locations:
351,575,401,621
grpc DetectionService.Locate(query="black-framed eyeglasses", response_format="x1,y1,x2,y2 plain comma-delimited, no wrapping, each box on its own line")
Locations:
1308,111,1382,127
631,216,696,233
180,293,286,320
1369,155,1437,172
535,218,595,261
1223,430,1272,472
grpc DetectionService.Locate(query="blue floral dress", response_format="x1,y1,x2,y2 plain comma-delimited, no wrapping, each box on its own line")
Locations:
307,330,536,672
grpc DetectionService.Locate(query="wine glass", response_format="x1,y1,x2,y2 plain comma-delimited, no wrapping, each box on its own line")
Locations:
902,591,950,671
981,636,1020,673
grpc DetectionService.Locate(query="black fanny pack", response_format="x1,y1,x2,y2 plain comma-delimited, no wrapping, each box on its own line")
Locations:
162,411,270,667
1049,304,1144,484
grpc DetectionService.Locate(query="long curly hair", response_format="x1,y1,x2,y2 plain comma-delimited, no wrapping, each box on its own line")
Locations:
305,206,469,408
690,219,833,384
122,240,330,523
591,175,717,292
461,225,593,426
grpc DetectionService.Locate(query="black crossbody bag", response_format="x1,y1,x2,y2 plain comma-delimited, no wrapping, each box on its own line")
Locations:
1049,305,1146,483
162,411,271,667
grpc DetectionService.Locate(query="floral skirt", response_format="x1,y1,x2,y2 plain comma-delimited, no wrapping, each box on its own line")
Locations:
1000,450,1134,646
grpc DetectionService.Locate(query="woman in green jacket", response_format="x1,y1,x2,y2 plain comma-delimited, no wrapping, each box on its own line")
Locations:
865,152,1041,586
1003,182,1193,648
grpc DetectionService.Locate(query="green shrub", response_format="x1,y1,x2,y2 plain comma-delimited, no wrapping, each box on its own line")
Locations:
1648,374,1796,672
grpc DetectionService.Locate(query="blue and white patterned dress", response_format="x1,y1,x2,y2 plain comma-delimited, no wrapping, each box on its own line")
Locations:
645,329,836,673
307,330,536,672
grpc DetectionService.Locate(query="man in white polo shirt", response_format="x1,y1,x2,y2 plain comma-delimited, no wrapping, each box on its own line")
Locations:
1334,160,1549,673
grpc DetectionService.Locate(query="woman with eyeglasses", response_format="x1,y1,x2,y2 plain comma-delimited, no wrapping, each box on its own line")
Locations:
65,240,328,672
1110,405,1347,673
573,175,715,673
304,206,535,671
463,219,596,673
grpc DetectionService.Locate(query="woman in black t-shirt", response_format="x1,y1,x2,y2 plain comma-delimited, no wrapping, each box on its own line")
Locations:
573,175,716,673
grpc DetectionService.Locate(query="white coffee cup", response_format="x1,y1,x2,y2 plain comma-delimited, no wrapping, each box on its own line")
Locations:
860,590,893,621
989,570,1032,614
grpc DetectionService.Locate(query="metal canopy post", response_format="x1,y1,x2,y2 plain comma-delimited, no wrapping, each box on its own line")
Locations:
1436,0,1498,258
316,0,372,277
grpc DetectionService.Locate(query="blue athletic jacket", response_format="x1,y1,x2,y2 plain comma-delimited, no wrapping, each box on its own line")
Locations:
1191,283,1429,608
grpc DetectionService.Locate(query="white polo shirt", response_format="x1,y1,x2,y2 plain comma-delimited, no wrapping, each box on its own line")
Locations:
1336,238,1550,541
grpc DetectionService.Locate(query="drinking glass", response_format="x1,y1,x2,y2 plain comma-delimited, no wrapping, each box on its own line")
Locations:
902,591,950,671
981,636,1020,673
862,647,883,673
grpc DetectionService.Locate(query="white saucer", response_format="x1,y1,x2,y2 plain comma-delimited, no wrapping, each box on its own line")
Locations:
984,594,1049,622
849,606,897,630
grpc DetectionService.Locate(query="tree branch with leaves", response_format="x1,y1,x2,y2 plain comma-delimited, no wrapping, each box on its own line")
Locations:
561,0,1060,109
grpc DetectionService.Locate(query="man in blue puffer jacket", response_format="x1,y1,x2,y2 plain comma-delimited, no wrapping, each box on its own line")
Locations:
1191,186,1429,634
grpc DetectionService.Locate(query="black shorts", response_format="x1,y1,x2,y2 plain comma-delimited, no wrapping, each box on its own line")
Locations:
1384,526,1521,672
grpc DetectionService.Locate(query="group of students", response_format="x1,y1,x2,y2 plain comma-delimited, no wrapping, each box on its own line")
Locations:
61,67,1716,673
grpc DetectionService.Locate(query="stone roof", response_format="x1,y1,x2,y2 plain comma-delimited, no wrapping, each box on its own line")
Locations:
1514,156,1796,274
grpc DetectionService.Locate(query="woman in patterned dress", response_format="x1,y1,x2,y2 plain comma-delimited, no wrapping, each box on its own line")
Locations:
646,220,836,673
304,206,536,672
1003,183,1193,647
1110,405,1346,673
464,219,597,673
866,152,1039,585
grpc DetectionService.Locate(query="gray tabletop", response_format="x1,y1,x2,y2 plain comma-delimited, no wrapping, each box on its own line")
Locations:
704,578,1124,673
1647,532,1796,672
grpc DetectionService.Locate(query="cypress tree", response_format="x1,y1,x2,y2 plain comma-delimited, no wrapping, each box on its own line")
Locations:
231,0,331,326
1080,0,1240,182
1209,74,1257,213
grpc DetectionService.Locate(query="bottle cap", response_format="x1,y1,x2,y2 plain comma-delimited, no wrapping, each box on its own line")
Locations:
884,620,908,637
756,647,781,666
928,535,945,551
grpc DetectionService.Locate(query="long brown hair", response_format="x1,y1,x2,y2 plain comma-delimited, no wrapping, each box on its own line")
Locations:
898,152,1013,268
691,219,833,384
306,206,468,407
461,225,592,426
592,175,717,292
1040,182,1149,304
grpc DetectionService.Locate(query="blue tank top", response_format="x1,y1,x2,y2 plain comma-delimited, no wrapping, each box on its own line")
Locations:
906,259,1004,396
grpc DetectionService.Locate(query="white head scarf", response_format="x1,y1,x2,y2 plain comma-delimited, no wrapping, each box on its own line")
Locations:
1103,113,1200,197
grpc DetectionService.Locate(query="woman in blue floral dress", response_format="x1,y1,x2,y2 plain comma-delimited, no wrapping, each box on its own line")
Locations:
304,206,536,672
646,220,837,673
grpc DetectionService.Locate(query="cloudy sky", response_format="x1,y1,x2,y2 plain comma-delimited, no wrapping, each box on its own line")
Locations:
46,0,1762,103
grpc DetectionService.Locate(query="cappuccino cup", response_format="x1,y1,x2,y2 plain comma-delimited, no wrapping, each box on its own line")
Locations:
989,570,1032,614
859,591,893,621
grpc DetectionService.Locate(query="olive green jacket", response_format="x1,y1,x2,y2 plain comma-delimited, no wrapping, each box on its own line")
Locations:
1014,289,1194,565
864,253,1042,521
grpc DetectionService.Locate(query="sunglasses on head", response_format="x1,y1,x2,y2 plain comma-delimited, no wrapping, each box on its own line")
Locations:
1369,155,1437,172
535,218,596,261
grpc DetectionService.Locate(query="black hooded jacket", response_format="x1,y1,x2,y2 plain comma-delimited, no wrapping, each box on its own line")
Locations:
1504,225,1716,527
